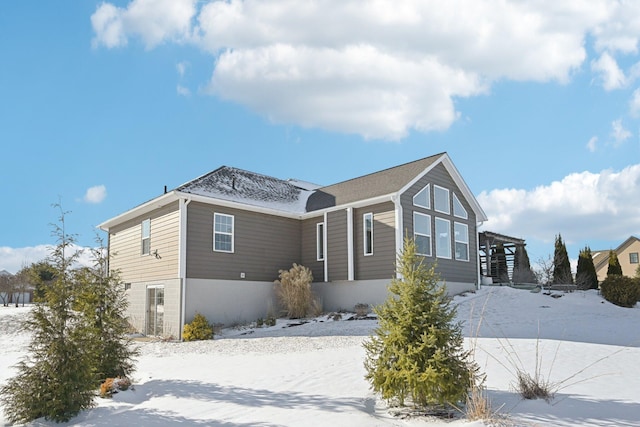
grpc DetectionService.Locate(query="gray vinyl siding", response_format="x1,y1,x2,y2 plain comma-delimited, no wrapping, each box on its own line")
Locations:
109,202,180,283
354,202,396,280
326,210,348,281
186,202,301,281
401,163,478,284
301,216,325,282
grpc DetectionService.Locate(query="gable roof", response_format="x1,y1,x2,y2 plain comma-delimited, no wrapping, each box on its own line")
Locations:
593,236,640,271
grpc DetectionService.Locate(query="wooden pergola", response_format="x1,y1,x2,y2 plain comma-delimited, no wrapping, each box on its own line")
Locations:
479,231,526,283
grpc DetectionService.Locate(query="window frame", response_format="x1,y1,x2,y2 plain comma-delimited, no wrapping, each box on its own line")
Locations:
363,212,374,256
412,184,431,209
453,193,468,219
630,252,639,264
454,222,469,262
141,218,150,256
435,217,451,259
413,212,432,257
213,213,235,253
434,185,450,214
316,222,325,261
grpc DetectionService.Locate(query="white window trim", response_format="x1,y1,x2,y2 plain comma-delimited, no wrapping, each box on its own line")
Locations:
363,212,374,256
316,222,325,261
412,184,430,209
453,193,468,219
141,218,150,256
213,213,234,253
435,217,451,259
454,222,469,262
434,185,450,214
413,212,432,257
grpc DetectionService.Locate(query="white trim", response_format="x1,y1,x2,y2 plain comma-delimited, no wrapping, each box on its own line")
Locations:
413,211,432,257
433,185,450,215
213,213,234,253
323,211,328,282
363,212,373,256
393,195,403,278
347,208,354,280
178,198,190,340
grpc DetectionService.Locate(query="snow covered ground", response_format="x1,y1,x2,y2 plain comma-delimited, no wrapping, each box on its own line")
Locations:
1,286,640,426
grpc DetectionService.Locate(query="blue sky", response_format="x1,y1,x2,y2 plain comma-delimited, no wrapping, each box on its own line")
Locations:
1,1,639,273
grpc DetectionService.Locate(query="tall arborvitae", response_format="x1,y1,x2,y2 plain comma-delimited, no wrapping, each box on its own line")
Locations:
607,250,623,277
575,246,598,290
513,244,537,284
73,235,137,382
552,234,573,284
0,205,96,423
363,237,478,410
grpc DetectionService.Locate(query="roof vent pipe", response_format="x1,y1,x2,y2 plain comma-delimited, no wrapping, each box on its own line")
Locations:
164,185,167,194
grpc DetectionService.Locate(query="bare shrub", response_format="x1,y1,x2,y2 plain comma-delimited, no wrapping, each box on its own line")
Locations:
275,263,314,318
354,303,369,317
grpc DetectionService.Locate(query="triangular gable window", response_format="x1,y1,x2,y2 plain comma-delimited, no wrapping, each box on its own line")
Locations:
453,193,468,219
413,184,430,209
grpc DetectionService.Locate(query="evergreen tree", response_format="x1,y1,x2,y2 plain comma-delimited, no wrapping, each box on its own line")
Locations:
0,205,96,423
552,234,572,284
607,250,623,277
575,246,598,290
73,235,137,382
513,244,537,284
363,238,478,409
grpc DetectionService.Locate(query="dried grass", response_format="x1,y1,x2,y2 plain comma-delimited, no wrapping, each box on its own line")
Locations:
275,263,314,318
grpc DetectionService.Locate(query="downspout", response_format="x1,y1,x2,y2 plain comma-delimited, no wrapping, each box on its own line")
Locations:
392,194,403,279
323,211,328,282
178,198,191,340
347,207,354,281
476,220,484,289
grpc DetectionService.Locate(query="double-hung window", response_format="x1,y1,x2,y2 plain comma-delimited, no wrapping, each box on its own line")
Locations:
141,219,150,255
454,222,469,261
214,213,234,253
413,212,431,256
435,217,451,259
363,213,373,256
316,223,325,261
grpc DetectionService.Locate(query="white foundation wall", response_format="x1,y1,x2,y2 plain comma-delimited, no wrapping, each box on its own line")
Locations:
184,279,278,327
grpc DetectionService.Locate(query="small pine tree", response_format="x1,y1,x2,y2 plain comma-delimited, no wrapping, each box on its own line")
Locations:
0,205,96,423
513,244,537,284
552,234,572,284
607,250,623,277
73,235,137,382
363,238,478,409
575,246,598,290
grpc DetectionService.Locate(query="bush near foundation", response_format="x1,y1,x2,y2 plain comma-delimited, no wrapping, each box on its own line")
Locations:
600,275,640,308
183,312,214,341
275,263,314,318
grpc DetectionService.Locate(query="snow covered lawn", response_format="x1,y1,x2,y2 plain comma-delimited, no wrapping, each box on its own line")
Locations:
1,287,640,426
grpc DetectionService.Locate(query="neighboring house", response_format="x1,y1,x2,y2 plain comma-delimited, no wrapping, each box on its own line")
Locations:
99,152,487,338
593,236,640,282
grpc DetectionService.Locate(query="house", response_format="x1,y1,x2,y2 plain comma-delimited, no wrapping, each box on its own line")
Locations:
99,152,487,338
593,236,640,282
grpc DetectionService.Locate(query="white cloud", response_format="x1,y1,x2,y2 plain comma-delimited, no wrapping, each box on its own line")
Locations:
176,61,188,77
91,0,197,49
177,84,191,96
477,164,640,247
610,119,632,146
91,0,640,139
0,245,94,275
83,185,107,204
630,88,640,117
586,136,598,152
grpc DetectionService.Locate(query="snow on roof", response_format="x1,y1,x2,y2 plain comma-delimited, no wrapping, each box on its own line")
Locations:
176,166,314,214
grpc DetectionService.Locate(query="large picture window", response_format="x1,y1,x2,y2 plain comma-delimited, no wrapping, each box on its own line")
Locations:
435,217,451,259
413,184,430,209
316,223,325,261
214,213,234,253
141,219,150,255
434,185,450,214
364,213,373,256
413,212,431,257
454,222,469,261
